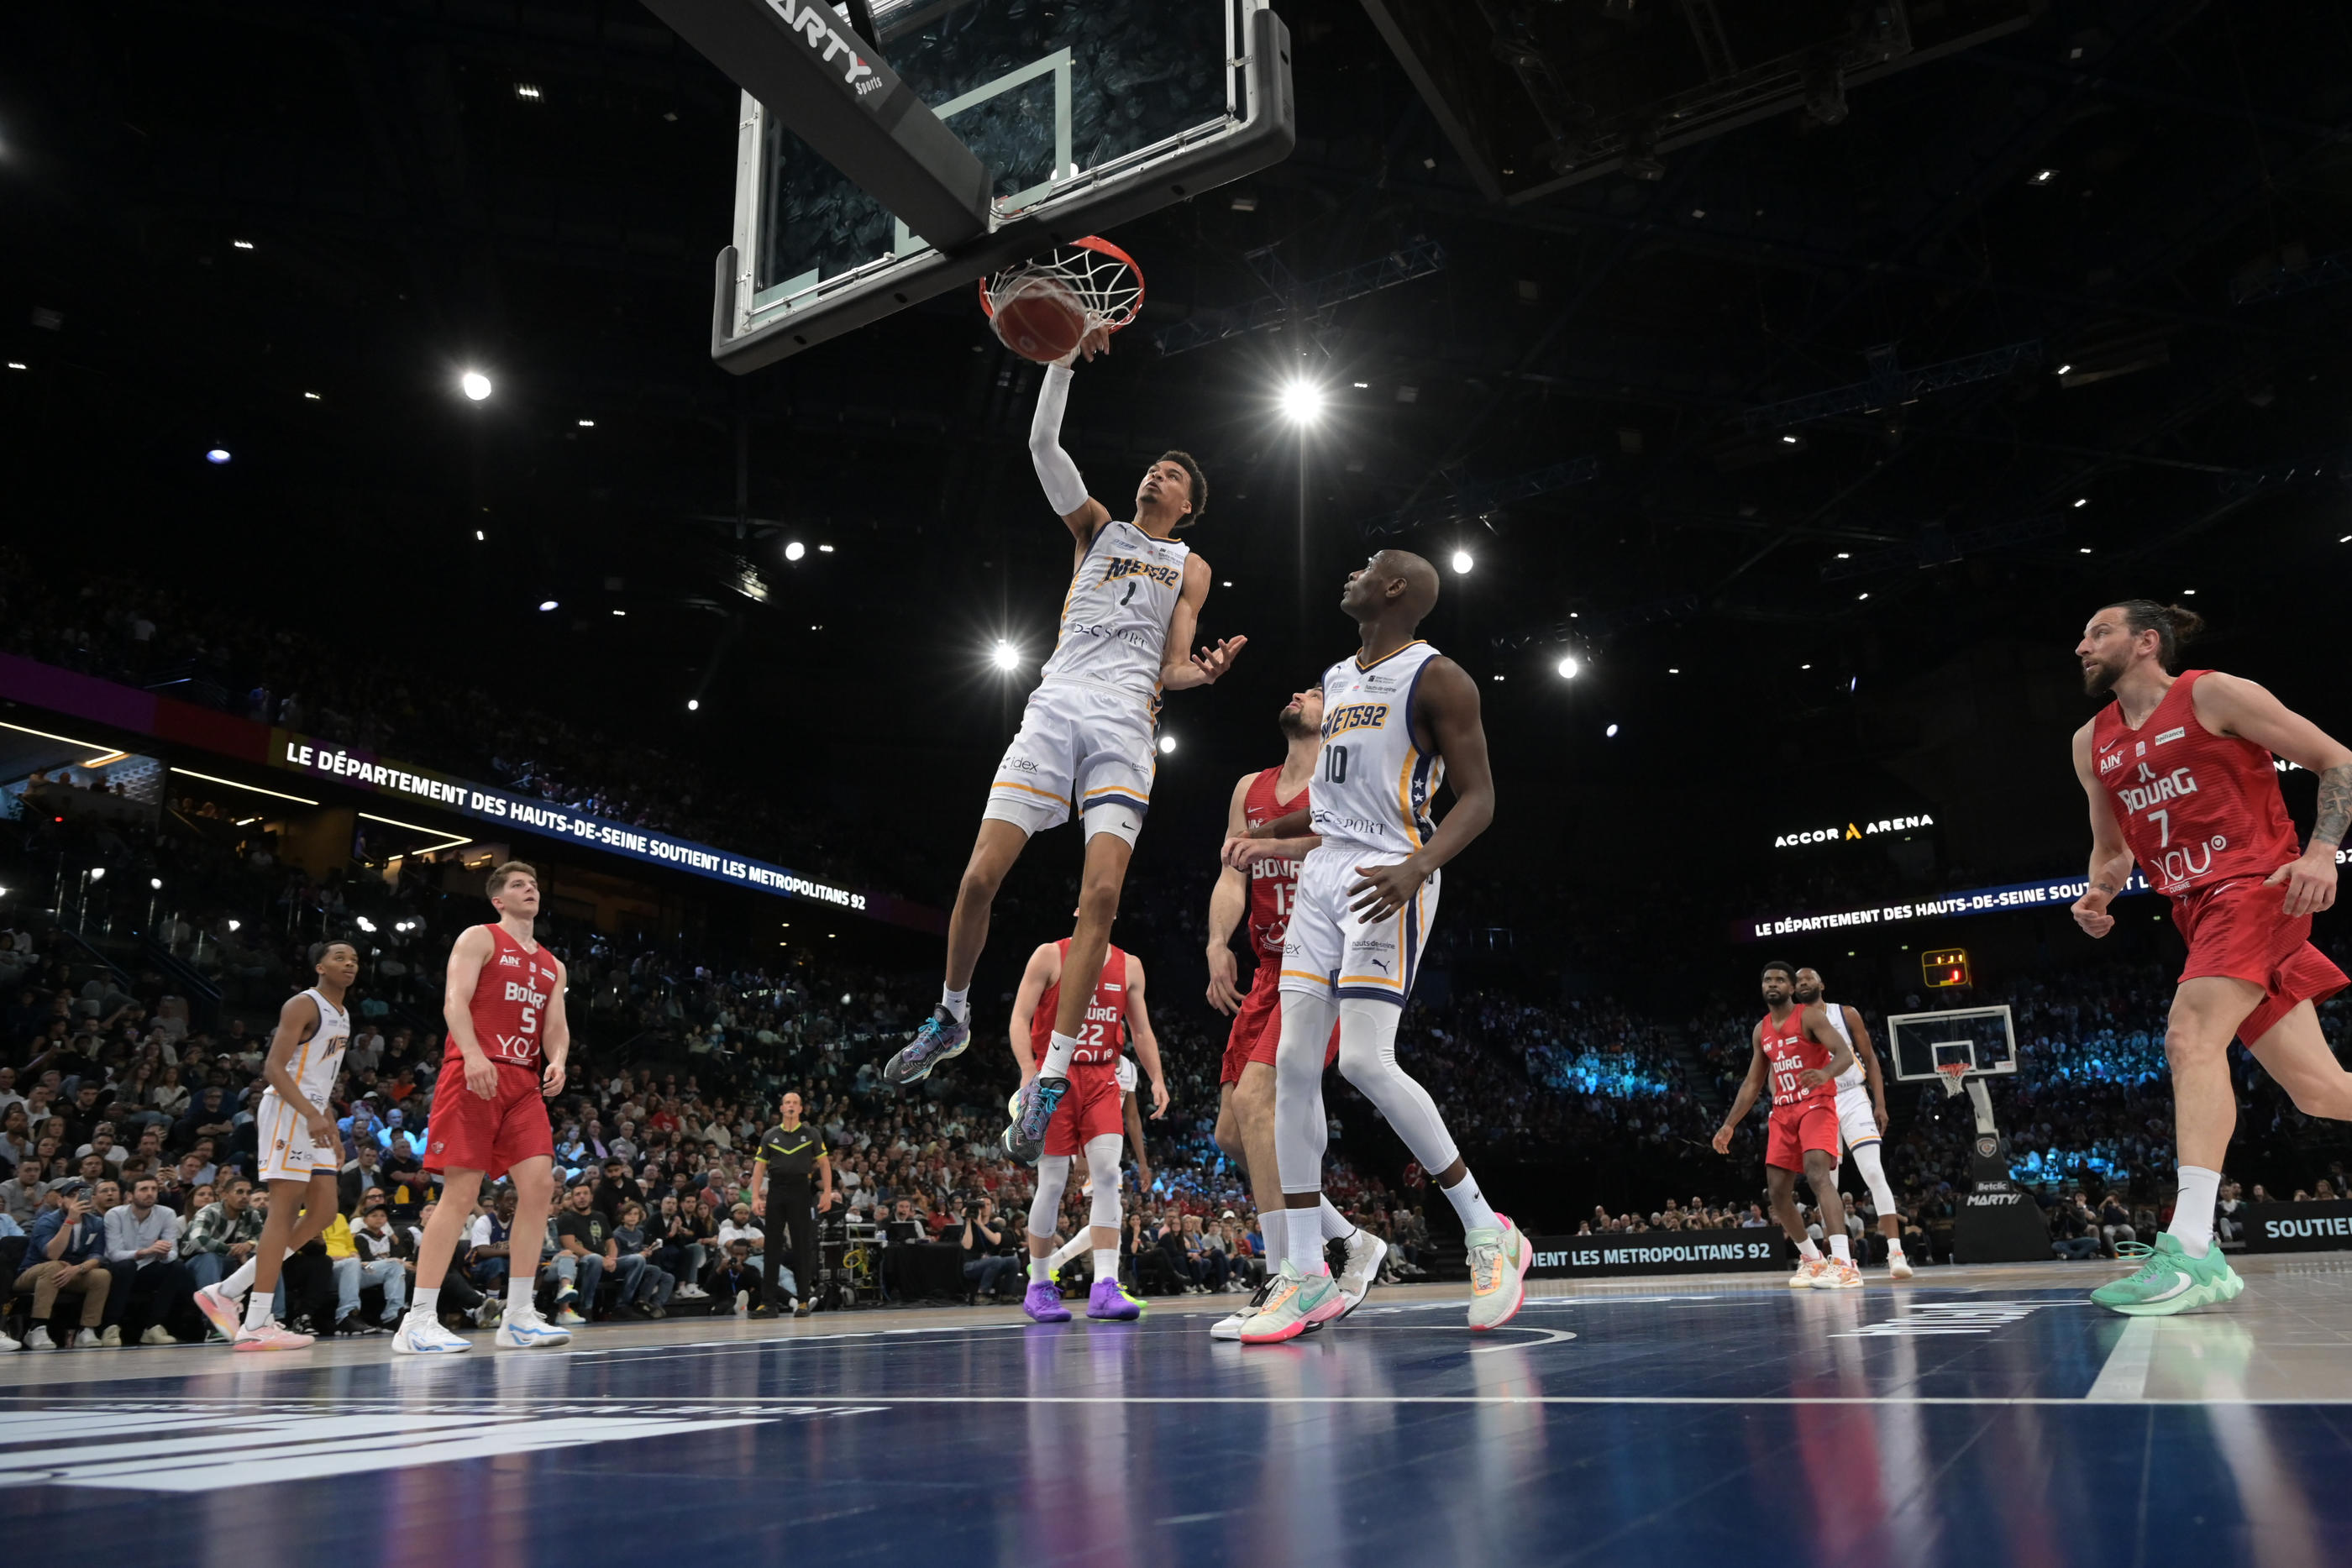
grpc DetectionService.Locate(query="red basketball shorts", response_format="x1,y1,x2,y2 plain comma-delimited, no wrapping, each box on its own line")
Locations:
1044,1063,1125,1157
423,1057,554,1181
1219,965,1341,1086
1766,1103,1840,1173
2172,876,2346,1043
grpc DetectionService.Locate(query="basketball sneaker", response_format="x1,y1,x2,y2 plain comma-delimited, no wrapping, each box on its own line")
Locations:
1085,1278,1141,1321
391,1314,473,1355
233,1320,315,1353
2088,1233,2244,1317
1211,1278,1276,1340
192,1282,242,1340
1788,1257,1831,1289
496,1308,575,1349
1888,1251,1914,1281
1022,1281,1072,1324
1333,1229,1388,1319
1238,1261,1341,1344
1466,1217,1531,1331
1000,1072,1068,1165
884,1007,970,1087
1817,1258,1864,1290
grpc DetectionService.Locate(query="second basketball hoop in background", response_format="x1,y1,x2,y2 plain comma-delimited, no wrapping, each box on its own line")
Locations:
981,237,1145,364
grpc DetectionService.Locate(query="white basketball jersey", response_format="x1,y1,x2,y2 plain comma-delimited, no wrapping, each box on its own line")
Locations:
1310,640,1446,857
291,988,351,1105
1821,1001,1865,1090
1037,519,1190,705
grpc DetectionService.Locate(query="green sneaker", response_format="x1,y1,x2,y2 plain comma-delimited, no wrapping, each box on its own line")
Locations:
2088,1233,2244,1316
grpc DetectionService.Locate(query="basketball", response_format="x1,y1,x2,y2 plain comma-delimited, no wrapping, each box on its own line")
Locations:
987,275,1089,364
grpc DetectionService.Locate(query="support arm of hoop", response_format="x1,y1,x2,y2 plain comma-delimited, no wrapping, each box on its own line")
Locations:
641,0,990,251
1964,1078,1997,1138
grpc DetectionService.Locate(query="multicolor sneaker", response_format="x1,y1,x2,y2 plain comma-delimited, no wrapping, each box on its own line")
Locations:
1022,1281,1072,1323
1887,1251,1914,1281
1211,1278,1275,1340
1817,1258,1864,1290
884,1007,970,1087
391,1314,473,1355
1789,1256,1831,1289
233,1320,315,1352
1465,1216,1531,1331
1085,1278,1141,1321
192,1283,243,1340
1000,1073,1068,1165
2088,1233,2244,1317
1238,1262,1341,1344
496,1308,575,1349
1334,1230,1388,1319
1117,1282,1150,1314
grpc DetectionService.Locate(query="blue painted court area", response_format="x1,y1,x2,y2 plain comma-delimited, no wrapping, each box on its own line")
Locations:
3,1258,2349,1568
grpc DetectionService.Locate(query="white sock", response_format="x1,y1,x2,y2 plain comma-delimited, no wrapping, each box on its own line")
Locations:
509,1272,536,1310
941,987,969,1025
1259,1207,1287,1266
1318,1198,1354,1241
1798,1239,1823,1261
1029,1256,1053,1284
1887,1235,1906,1257
1048,1231,1088,1270
1041,1031,1077,1078
2168,1164,2222,1258
1285,1207,1327,1275
412,1286,439,1318
1093,1248,1119,1280
1440,1171,1499,1235
242,1291,273,1330
1829,1235,1851,1264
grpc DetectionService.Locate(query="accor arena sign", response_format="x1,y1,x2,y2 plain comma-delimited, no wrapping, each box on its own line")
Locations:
1775,814,1934,849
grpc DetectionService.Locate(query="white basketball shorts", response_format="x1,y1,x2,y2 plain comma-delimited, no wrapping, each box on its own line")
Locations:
1835,1084,1882,1153
255,1089,336,1185
983,679,1155,846
1277,846,1441,1009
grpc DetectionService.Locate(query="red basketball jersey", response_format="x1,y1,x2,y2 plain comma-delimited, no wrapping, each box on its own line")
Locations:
1031,941,1129,1066
1760,1007,1835,1112
2091,669,2302,899
1243,768,1311,959
457,924,560,1068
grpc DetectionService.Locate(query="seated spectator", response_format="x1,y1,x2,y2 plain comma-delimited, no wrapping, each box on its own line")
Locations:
469,1188,521,1293
705,1237,764,1313
180,1176,264,1291
546,1183,611,1325
1,1154,50,1227
101,1174,200,1344
20,1180,114,1347
326,1206,405,1334
958,1197,1018,1303
611,1201,675,1316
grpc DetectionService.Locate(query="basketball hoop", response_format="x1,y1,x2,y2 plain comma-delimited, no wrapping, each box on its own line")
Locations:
980,237,1145,363
1935,1062,1971,1099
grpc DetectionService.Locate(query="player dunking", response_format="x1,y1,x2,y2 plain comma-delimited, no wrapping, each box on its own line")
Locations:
1713,962,1863,1289
884,340,1243,1166
393,861,576,1353
1791,968,1911,1279
1220,551,1515,1341
1009,933,1167,1323
192,941,359,1349
1204,687,1382,1340
2069,600,2351,1315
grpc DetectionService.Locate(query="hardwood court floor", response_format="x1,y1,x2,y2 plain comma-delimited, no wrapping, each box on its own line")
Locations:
3,1254,2349,1566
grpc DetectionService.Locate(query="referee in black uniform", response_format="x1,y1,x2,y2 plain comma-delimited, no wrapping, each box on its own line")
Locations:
751,1092,834,1319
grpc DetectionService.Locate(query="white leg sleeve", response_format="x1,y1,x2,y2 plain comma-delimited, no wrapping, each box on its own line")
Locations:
1850,1141,1899,1222
1273,990,1339,1195
1085,1134,1124,1232
1028,1155,1073,1241
1335,998,1461,1177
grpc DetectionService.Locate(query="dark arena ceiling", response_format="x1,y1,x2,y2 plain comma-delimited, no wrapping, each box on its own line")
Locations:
6,0,2352,910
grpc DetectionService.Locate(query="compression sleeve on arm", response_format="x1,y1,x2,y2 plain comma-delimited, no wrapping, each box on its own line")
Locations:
1029,363,1088,517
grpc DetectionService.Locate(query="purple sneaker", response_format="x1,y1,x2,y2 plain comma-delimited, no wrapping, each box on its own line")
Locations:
1086,1278,1141,1321
1022,1281,1071,1324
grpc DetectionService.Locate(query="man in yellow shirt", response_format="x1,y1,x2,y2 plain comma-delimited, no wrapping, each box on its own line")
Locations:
323,1209,405,1335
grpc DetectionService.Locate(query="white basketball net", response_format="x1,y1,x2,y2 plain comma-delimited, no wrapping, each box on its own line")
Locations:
985,242,1143,333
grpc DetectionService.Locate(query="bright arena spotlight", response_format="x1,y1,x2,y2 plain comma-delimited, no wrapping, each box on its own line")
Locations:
1157,733,1176,754
1556,654,1582,679
1278,378,1325,424
990,640,1022,671
459,370,492,401
1450,549,1473,574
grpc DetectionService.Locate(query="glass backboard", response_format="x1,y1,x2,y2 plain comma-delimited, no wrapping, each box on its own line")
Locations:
716,0,1293,369
1886,1004,2017,1082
